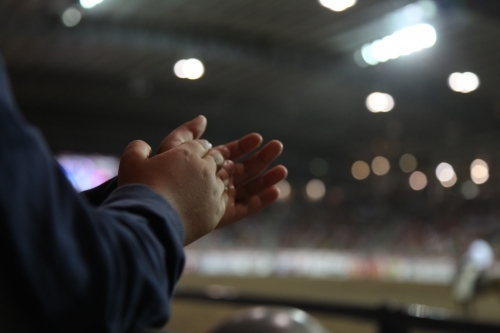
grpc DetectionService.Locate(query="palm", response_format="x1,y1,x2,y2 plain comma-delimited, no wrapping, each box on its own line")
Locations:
156,117,287,229
216,134,287,228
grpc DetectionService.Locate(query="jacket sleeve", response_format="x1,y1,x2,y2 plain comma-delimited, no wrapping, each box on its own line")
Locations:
82,177,118,206
0,57,185,333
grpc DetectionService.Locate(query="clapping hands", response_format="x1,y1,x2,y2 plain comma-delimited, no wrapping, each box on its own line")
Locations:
119,115,287,245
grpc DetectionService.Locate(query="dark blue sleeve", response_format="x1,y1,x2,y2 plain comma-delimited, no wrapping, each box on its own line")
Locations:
82,177,118,206
0,56,185,333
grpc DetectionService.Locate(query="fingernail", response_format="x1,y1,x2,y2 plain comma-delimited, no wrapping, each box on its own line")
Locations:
207,141,212,149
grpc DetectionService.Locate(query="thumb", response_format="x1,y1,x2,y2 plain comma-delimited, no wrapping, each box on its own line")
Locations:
118,140,152,187
157,115,207,154
122,140,152,162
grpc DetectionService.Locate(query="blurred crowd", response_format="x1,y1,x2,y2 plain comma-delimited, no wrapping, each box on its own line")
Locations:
189,183,500,259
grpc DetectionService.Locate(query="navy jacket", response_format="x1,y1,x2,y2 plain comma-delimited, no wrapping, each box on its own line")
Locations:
0,57,185,333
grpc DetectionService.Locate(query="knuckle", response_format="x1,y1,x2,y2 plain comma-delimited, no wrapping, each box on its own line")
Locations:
174,146,191,159
201,164,210,176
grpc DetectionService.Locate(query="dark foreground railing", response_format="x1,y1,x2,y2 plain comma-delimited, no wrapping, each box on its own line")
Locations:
173,287,500,333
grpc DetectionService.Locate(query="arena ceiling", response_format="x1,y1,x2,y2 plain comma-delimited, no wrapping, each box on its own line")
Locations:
2,0,500,184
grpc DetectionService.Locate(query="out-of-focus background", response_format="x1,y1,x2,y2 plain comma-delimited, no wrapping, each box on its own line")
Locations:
3,0,500,332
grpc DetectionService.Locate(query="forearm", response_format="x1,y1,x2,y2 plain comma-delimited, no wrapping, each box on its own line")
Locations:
0,64,185,333
82,177,118,206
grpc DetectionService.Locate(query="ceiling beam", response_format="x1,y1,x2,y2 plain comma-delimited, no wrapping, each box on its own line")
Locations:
0,10,347,73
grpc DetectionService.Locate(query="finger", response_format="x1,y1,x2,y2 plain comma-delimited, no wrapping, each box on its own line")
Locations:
248,186,281,214
179,139,212,158
217,166,230,187
207,149,226,170
234,140,283,185
218,186,279,229
221,190,229,208
222,133,263,161
235,165,287,201
157,115,207,154
121,140,152,163
211,145,231,160
217,160,234,187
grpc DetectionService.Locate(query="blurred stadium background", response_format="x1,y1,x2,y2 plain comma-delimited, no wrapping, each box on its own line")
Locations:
2,0,500,332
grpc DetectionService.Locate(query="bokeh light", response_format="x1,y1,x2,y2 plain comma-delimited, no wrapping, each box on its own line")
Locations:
448,72,480,93
276,180,291,201
435,162,454,182
409,171,427,191
174,58,205,80
318,0,357,12
80,0,104,9
366,92,395,113
441,173,457,188
306,179,326,201
57,154,119,191
360,24,436,66
309,158,329,177
470,159,489,184
62,8,82,27
371,156,390,176
351,161,370,180
174,60,187,78
461,180,480,200
399,154,417,173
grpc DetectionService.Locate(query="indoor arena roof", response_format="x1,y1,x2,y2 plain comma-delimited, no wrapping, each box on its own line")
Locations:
2,0,500,183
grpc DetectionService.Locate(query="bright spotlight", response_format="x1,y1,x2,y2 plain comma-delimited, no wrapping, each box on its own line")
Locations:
409,171,427,191
360,23,436,66
366,92,395,113
361,43,378,65
399,154,417,173
174,58,204,80
80,0,103,9
470,159,489,184
372,156,390,176
435,162,455,182
306,179,326,201
448,72,480,93
173,60,187,78
276,180,291,201
62,8,82,27
318,0,357,12
351,161,370,180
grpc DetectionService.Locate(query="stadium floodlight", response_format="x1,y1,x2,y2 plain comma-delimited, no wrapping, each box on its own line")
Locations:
306,179,326,201
470,159,489,184
409,171,427,191
351,160,370,180
173,58,205,80
440,173,457,188
436,162,457,188
448,72,480,93
62,8,82,27
366,92,394,113
80,0,104,9
371,156,390,176
461,180,480,199
435,162,454,182
399,154,417,173
276,180,291,201
318,0,357,12
360,23,437,66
